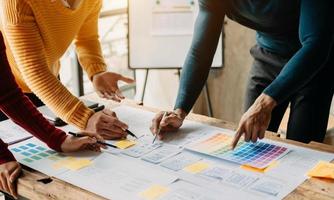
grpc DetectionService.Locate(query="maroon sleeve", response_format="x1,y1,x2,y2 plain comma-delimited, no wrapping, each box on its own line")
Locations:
0,33,67,157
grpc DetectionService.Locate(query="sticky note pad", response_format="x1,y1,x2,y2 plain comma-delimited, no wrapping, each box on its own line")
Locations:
139,185,169,200
115,140,136,149
184,161,210,174
65,159,93,171
307,161,334,179
53,157,93,171
241,161,279,173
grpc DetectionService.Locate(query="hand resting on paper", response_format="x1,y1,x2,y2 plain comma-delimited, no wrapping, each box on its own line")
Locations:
150,109,187,140
61,131,107,152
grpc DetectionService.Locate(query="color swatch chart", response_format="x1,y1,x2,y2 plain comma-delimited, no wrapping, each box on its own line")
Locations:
11,142,57,163
10,141,93,172
186,133,290,169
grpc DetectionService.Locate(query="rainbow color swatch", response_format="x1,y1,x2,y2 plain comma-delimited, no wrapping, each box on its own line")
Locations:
186,133,289,169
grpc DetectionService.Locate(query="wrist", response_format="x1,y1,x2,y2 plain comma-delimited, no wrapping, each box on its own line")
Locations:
256,93,277,111
174,108,187,120
92,71,105,81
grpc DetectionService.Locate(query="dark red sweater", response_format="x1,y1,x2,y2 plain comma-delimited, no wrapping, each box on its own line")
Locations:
0,33,67,164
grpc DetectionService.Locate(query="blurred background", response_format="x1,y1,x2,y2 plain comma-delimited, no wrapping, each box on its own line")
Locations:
58,0,334,144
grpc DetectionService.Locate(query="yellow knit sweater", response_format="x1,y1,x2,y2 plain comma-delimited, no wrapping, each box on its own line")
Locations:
0,0,107,129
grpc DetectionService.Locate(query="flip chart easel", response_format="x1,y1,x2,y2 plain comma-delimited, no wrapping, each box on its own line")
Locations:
128,0,224,117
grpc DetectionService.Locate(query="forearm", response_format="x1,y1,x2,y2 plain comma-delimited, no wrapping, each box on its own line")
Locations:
75,0,106,80
263,0,333,104
0,35,66,151
264,40,333,103
175,0,225,112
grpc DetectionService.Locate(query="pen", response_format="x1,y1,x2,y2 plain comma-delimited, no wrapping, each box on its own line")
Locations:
125,129,138,139
68,132,118,149
93,105,105,112
152,111,167,144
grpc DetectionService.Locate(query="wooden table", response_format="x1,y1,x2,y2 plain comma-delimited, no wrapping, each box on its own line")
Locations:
15,94,334,200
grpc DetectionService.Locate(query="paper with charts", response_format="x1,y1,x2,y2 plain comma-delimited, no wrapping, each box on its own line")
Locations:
186,133,290,169
7,106,334,200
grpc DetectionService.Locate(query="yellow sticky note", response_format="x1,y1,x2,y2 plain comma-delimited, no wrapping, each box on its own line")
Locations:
139,185,169,200
115,140,136,149
184,161,210,174
307,161,334,179
52,157,93,171
241,161,279,173
65,159,93,171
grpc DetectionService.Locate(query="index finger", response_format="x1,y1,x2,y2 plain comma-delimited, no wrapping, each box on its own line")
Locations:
231,126,244,150
119,76,135,84
151,112,164,135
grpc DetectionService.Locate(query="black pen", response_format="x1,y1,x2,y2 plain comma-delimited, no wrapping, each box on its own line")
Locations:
68,132,118,149
93,105,105,112
125,129,138,139
91,105,137,139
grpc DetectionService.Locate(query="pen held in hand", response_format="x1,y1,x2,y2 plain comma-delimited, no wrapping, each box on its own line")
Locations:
125,129,138,139
152,111,167,144
68,132,118,149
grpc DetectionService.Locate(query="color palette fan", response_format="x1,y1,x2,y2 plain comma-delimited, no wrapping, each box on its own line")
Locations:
186,133,290,169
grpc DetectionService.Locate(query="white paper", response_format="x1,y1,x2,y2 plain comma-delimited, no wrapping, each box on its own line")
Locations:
158,180,227,200
0,119,32,144
57,153,178,200
161,152,202,171
141,145,182,164
151,0,196,36
112,106,156,138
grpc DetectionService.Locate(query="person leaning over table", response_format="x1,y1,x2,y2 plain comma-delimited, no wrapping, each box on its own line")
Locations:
0,0,133,140
0,32,106,199
151,0,334,146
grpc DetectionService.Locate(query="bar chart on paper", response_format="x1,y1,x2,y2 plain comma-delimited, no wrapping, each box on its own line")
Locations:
186,133,290,169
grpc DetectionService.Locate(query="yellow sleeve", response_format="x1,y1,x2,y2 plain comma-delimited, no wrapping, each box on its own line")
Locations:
75,0,107,80
0,0,94,130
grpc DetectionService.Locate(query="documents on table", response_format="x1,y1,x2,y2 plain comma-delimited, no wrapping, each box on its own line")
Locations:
0,119,32,144
7,105,334,200
9,138,98,176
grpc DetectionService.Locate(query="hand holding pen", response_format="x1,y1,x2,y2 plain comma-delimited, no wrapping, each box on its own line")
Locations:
62,131,108,152
150,109,186,142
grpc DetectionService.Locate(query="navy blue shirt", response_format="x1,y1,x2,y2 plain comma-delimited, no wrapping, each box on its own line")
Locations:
175,0,333,112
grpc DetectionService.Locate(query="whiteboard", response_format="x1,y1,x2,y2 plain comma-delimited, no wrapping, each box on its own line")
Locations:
128,0,224,69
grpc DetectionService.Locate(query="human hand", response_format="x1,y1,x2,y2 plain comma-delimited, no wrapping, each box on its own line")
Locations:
85,109,128,140
61,131,106,153
150,109,187,140
231,93,277,149
92,72,134,102
0,161,21,199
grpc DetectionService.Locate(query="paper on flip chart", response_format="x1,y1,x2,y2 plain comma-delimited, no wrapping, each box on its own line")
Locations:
0,119,32,144
57,153,178,200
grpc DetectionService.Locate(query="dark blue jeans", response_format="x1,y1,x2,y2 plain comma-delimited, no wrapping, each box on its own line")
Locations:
245,45,334,143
